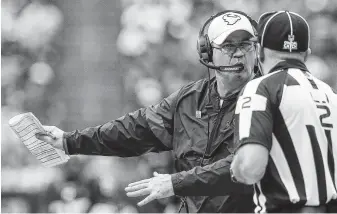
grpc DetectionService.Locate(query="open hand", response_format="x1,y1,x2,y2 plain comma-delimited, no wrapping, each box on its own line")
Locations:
125,172,174,206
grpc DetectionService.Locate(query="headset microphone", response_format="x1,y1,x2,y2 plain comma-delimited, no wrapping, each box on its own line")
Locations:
199,59,244,72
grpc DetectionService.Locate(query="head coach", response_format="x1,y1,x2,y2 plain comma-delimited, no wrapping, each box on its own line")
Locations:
37,10,260,213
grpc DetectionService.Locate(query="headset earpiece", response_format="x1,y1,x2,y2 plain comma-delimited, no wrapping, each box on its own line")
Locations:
197,34,213,63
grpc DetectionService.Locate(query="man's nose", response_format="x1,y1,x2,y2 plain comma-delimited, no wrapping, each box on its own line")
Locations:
232,47,244,58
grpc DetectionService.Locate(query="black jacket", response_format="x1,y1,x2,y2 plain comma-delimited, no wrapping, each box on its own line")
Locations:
63,77,254,213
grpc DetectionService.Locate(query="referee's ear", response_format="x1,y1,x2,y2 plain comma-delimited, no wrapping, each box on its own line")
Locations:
256,43,265,63
304,48,311,62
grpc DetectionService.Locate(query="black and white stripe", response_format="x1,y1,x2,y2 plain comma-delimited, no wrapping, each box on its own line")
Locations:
236,67,337,212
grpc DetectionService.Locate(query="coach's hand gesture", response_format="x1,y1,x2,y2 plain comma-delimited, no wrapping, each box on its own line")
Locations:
35,126,65,151
125,172,174,206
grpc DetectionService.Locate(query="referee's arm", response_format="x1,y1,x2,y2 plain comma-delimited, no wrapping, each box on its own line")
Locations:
231,144,268,184
230,80,275,185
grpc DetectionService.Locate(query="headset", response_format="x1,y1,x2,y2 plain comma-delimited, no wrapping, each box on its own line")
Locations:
197,10,258,72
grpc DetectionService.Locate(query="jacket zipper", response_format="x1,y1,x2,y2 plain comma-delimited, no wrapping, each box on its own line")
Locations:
204,104,227,157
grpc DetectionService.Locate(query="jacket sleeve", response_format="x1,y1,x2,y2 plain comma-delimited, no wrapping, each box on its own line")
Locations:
171,154,253,196
63,90,180,157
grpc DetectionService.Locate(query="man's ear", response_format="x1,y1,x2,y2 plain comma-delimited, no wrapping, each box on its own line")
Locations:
256,43,265,63
255,43,259,64
304,48,311,62
255,44,265,76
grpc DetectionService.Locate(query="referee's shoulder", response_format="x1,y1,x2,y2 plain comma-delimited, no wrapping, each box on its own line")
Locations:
240,71,288,107
312,75,337,95
245,70,286,90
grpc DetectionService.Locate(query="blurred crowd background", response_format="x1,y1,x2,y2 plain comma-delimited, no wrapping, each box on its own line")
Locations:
1,0,337,212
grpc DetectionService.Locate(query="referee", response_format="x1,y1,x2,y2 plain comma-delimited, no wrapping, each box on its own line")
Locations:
230,11,337,213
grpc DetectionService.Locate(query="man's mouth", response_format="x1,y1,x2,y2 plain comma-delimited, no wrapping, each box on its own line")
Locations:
222,63,244,72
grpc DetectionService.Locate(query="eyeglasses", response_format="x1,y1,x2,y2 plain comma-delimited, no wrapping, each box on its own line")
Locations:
213,41,256,55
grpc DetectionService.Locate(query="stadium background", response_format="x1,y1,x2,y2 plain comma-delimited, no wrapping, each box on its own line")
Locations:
1,0,337,212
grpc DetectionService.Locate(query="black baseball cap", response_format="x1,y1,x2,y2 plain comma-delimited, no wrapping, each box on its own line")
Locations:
258,11,310,52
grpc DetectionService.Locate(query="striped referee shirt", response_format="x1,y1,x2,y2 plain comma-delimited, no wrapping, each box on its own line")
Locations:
234,59,337,212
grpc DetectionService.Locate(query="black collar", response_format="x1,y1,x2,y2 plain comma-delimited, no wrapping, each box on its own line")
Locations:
205,78,240,112
211,79,240,100
269,59,309,74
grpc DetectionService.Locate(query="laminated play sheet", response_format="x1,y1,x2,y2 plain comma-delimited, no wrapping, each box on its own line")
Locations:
8,112,69,167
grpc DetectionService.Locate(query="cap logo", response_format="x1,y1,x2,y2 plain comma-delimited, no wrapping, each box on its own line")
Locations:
283,34,298,52
222,13,241,25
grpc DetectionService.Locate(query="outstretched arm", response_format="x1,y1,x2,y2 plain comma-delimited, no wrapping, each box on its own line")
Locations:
171,154,253,196
37,89,180,157
125,154,253,206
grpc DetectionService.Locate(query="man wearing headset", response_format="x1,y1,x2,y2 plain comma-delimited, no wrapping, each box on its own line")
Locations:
37,11,258,213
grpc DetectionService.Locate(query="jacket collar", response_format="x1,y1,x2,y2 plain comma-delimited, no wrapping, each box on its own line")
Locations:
207,77,240,111
269,59,309,74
